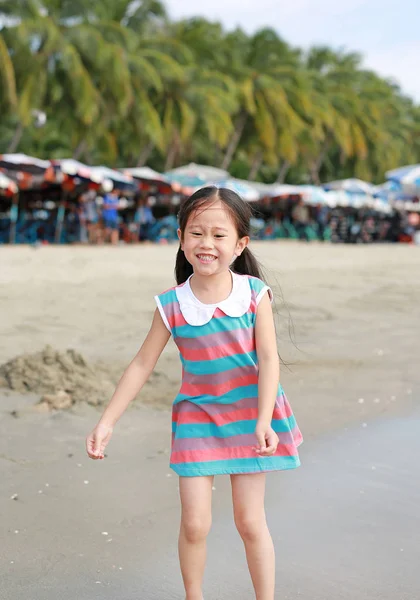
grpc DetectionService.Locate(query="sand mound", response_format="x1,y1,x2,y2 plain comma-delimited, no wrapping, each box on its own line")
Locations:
0,345,115,409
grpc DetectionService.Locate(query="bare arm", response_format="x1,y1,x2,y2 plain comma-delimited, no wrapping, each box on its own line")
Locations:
99,309,171,427
254,291,280,455
86,309,170,459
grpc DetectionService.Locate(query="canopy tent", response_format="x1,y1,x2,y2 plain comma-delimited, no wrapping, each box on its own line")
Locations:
385,164,420,194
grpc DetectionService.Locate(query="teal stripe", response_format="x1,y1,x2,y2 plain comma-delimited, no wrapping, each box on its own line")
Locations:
175,313,254,338
181,350,257,375
174,384,259,405
172,416,297,438
158,290,178,307
171,454,300,476
249,276,265,295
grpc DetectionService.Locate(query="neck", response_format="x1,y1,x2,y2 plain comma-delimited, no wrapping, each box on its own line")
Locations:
190,270,233,303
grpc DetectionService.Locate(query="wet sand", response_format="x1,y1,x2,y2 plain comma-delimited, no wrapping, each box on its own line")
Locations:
2,398,419,599
1,242,419,598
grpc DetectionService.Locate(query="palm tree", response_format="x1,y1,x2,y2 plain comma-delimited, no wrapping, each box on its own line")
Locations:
219,28,306,175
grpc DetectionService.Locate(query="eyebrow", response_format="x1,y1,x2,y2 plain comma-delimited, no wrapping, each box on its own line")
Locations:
187,225,229,232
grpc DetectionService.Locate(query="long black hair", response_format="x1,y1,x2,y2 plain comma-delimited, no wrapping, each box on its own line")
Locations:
175,186,264,285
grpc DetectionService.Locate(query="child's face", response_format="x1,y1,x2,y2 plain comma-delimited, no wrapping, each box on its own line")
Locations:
178,199,249,277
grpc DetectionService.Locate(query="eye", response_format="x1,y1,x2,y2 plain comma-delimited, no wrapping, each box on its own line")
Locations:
191,232,201,236
214,235,225,238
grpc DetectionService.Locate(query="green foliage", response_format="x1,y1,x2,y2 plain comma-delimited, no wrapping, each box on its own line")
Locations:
0,0,418,181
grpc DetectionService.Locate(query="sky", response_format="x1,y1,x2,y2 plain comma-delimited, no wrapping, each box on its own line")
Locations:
165,0,420,102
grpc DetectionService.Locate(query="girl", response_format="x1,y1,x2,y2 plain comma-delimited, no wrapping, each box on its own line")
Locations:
86,186,302,600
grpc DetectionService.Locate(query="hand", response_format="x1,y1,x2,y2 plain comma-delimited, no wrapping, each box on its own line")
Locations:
86,423,113,460
253,422,279,457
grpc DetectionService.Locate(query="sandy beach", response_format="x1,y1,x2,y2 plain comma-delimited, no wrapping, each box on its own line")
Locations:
1,242,419,599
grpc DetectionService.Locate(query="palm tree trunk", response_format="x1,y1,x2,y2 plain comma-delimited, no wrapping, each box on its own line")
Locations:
136,141,154,167
72,140,87,160
248,150,263,180
7,122,24,153
309,145,329,184
220,111,247,171
276,160,291,183
164,140,177,171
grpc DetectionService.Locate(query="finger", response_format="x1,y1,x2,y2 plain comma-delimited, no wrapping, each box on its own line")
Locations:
86,437,96,458
255,432,266,450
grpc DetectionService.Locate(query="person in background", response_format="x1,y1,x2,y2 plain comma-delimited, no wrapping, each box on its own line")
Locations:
134,195,155,241
291,198,310,240
102,187,120,245
315,203,329,241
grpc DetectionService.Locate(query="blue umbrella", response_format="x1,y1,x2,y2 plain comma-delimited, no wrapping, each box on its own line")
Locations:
323,178,375,195
213,179,260,202
385,164,420,192
297,185,328,205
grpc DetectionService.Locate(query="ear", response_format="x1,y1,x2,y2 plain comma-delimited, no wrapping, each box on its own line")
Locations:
177,228,183,249
235,235,249,257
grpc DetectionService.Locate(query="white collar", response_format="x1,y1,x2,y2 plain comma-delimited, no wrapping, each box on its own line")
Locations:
175,270,251,326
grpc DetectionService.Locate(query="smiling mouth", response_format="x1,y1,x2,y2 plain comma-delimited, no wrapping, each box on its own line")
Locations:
197,254,217,262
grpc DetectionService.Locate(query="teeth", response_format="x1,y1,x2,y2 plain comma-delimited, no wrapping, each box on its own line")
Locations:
197,255,216,262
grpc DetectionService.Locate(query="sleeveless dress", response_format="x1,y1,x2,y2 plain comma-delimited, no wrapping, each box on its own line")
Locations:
154,271,303,477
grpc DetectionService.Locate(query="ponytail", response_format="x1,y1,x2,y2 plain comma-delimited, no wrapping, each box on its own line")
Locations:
175,246,193,285
232,247,264,280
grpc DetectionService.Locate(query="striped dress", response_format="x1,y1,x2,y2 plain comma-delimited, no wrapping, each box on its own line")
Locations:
154,271,302,477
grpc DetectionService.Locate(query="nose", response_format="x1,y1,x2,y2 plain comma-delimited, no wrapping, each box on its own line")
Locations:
199,234,213,249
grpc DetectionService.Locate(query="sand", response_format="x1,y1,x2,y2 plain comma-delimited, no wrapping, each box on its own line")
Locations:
1,242,419,599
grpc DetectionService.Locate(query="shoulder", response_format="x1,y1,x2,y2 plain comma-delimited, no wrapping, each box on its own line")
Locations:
245,275,273,305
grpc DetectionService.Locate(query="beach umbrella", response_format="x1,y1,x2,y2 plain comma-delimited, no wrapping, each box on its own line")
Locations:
0,153,51,175
48,160,111,243
211,179,260,202
385,164,420,193
373,180,400,199
50,159,104,185
0,153,51,191
89,166,136,192
323,178,376,195
164,173,210,195
297,185,329,205
165,162,229,183
121,167,173,193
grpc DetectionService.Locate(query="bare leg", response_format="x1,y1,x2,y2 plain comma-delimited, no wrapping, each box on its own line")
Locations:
111,228,119,245
178,475,213,600
231,473,275,600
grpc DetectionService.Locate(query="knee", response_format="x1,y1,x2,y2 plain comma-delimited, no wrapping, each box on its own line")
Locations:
181,515,212,543
234,514,265,543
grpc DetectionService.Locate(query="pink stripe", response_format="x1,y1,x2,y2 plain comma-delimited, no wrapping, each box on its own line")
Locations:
173,392,290,416
177,326,253,350
171,443,298,464
173,403,292,426
183,365,257,386
172,428,300,451
167,311,188,329
180,374,258,397
180,338,255,361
